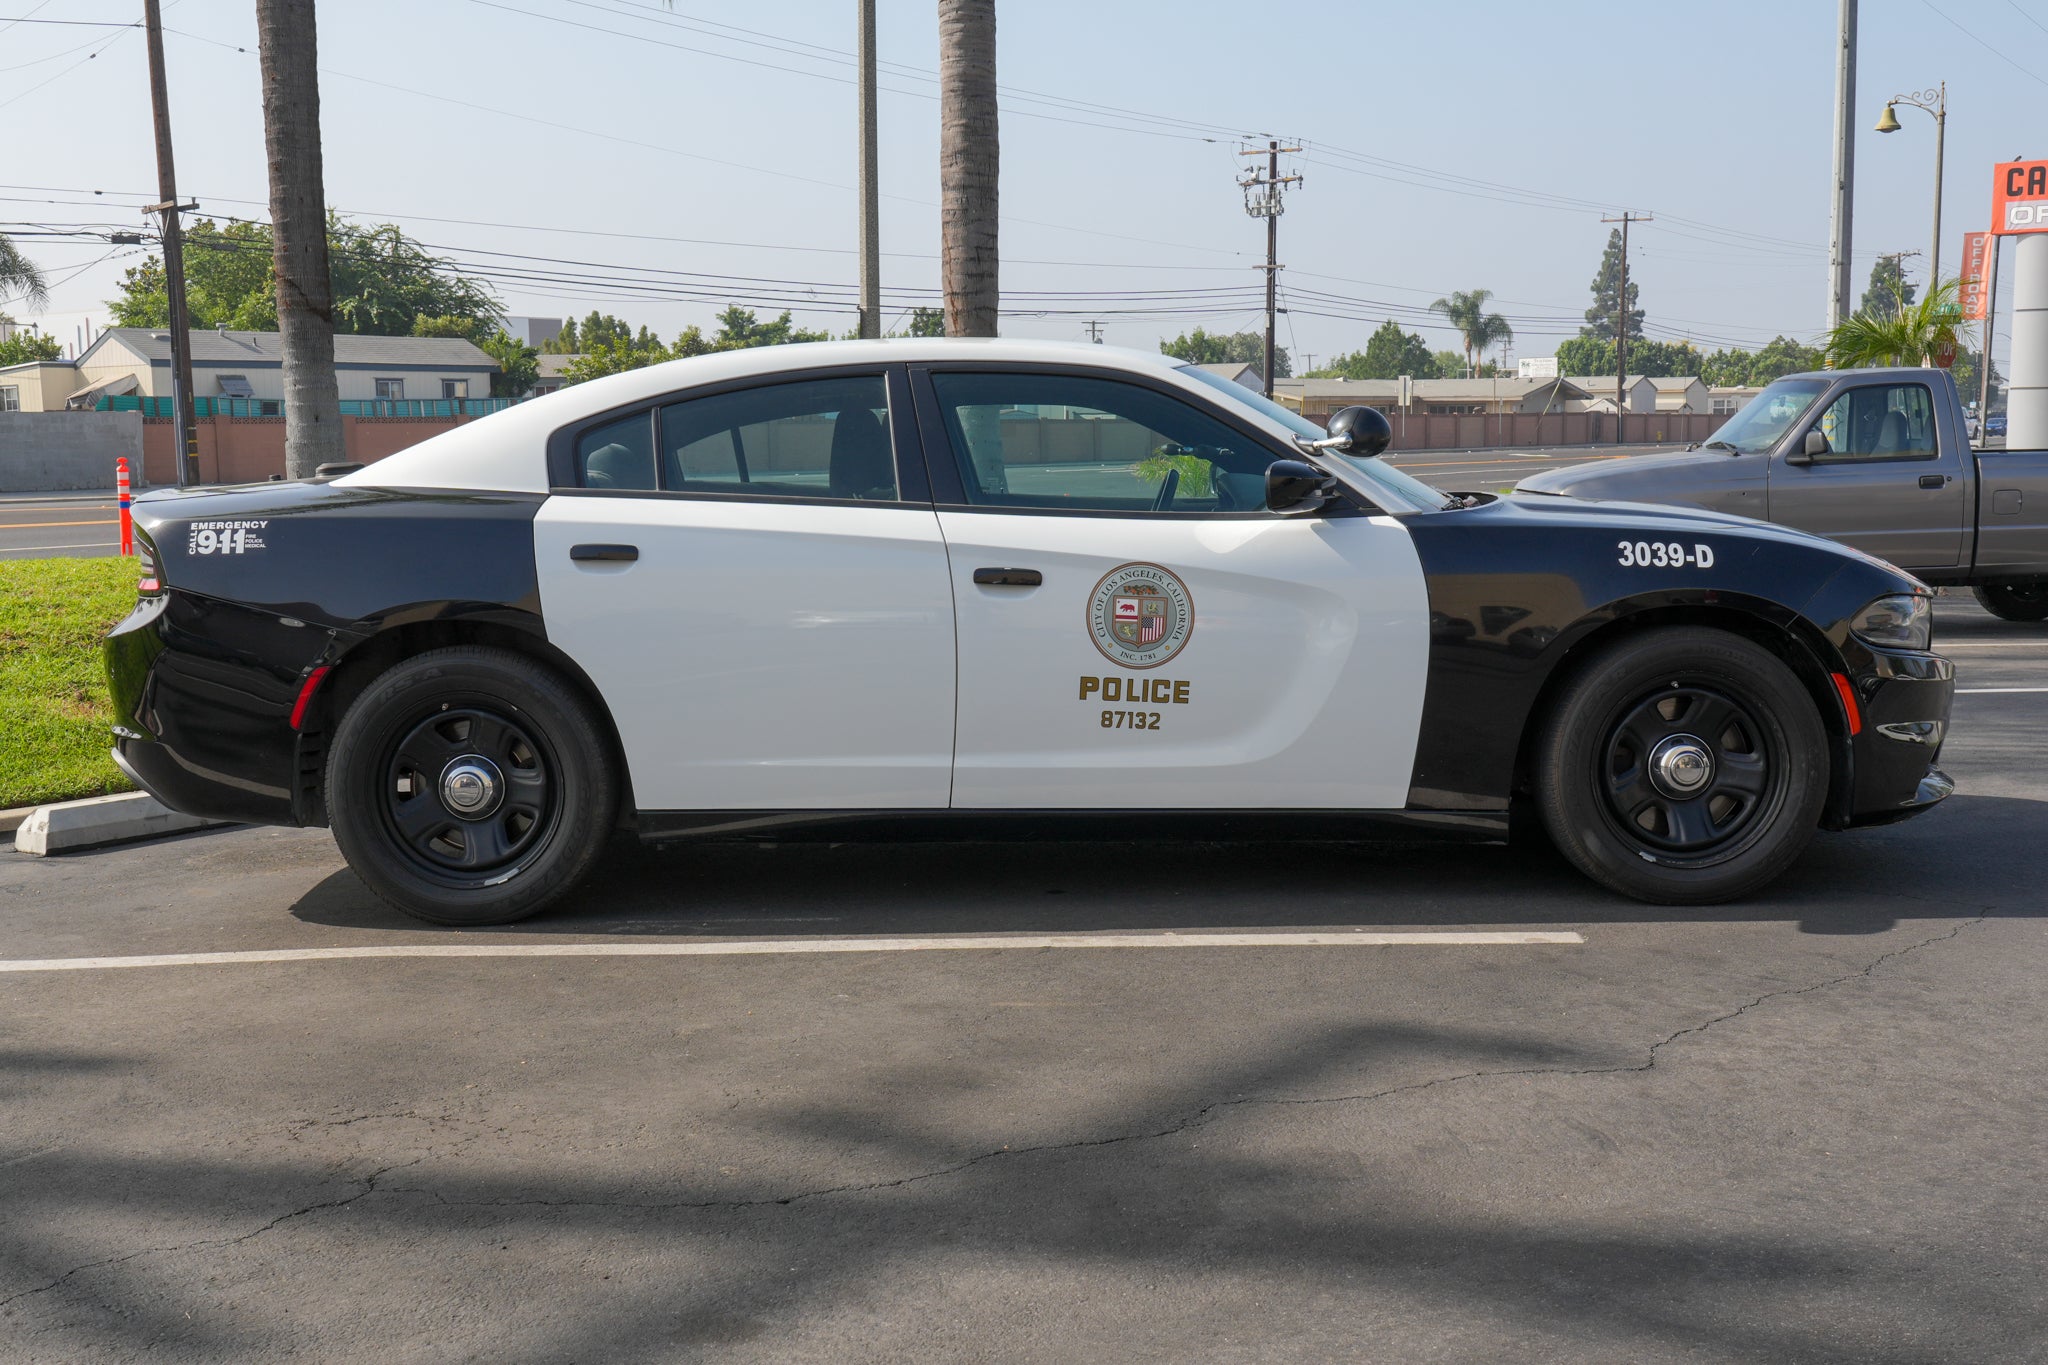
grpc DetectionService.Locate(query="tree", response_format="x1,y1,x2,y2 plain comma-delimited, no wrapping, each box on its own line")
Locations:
0,328,63,365
257,0,344,478
909,306,945,338
1159,327,1291,377
938,0,999,338
1825,276,1970,370
1555,335,1705,380
710,305,830,349
0,233,48,311
1320,320,1434,380
1698,336,1827,387
479,330,539,398
109,217,499,340
1428,289,1512,378
1859,252,1918,318
1582,228,1643,342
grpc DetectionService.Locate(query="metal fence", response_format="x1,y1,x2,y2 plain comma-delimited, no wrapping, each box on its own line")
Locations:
96,395,525,419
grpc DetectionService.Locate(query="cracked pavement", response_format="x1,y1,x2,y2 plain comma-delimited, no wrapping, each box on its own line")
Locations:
1,599,2044,1362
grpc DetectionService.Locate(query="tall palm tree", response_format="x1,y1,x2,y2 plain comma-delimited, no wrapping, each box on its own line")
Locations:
0,232,48,311
256,0,345,479
1825,275,1971,370
1429,289,1512,377
938,0,998,337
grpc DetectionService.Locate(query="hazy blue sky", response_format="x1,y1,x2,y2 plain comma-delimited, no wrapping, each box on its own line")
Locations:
4,0,2042,371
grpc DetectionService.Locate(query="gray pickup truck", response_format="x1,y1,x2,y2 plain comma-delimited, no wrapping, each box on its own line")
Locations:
1518,366,2048,621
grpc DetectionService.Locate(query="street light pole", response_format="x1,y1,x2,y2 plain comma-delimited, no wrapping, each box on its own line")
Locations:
1877,81,1947,285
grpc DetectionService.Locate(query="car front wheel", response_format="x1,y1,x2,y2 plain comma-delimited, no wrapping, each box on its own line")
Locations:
1973,580,2048,623
327,646,619,925
1534,627,1829,905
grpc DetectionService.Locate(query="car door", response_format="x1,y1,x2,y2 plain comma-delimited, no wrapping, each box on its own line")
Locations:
1768,379,1968,569
533,366,957,811
912,364,1431,810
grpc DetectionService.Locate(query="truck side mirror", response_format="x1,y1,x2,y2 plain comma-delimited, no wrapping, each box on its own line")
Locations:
1265,459,1339,516
1785,429,1828,466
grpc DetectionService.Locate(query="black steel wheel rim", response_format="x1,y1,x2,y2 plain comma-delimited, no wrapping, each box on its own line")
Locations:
380,705,557,881
1597,683,1779,856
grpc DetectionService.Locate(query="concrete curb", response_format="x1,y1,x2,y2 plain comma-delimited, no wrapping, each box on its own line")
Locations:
0,805,37,837
12,792,233,856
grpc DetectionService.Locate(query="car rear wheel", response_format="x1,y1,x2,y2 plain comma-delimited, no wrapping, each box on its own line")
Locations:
1534,627,1828,905
1973,580,2048,622
327,646,618,925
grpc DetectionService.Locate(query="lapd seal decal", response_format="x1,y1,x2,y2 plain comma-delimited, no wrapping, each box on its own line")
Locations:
1087,562,1193,669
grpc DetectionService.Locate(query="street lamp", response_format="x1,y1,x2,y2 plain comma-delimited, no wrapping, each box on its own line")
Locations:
1876,82,1947,288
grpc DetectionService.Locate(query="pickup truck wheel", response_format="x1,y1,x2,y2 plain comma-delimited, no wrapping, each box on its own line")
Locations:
327,646,619,926
1534,627,1828,905
1973,581,2048,622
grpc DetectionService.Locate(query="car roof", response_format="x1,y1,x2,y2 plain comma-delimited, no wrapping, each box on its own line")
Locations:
339,339,1195,494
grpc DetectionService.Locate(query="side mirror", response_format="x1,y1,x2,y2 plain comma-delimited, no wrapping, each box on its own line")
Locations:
1266,459,1339,516
1312,405,1393,459
1785,429,1827,466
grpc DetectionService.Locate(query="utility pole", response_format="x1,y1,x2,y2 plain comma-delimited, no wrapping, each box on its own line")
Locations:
1827,0,1858,333
142,0,199,487
856,0,880,339
1602,211,1650,445
1979,234,2000,435
1082,319,1103,343
1240,140,1301,397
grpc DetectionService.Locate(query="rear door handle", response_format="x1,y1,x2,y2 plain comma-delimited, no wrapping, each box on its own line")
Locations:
1918,474,1948,489
570,543,638,562
972,567,1042,587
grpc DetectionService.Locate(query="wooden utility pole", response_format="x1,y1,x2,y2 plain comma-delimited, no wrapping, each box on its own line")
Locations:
1602,211,1650,445
142,0,199,487
856,0,880,339
1239,141,1301,397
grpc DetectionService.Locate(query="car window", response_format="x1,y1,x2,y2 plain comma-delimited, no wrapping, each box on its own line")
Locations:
658,374,895,500
1810,383,1938,462
576,411,658,491
927,372,1279,513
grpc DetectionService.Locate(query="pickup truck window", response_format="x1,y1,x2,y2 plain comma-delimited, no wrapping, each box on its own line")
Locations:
1809,383,1938,462
1708,377,1828,453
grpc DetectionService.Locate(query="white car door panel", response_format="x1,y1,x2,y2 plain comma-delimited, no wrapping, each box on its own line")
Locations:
941,510,1430,809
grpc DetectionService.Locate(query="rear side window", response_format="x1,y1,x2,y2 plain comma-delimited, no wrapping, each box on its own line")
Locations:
576,411,658,491
659,375,894,500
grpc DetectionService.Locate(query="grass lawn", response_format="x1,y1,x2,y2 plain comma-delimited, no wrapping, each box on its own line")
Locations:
0,556,139,809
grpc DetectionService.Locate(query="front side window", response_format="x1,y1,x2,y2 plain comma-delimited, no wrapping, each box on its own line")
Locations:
374,378,404,400
1809,383,1938,461
928,372,1277,513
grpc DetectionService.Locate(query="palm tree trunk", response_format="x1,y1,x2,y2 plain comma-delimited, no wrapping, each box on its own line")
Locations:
256,0,345,479
938,0,998,338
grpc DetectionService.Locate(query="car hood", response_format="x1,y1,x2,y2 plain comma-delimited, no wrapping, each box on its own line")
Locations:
1515,448,1731,497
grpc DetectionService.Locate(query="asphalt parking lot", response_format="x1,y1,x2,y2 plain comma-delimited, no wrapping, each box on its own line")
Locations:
1,596,2043,1363
0,495,121,560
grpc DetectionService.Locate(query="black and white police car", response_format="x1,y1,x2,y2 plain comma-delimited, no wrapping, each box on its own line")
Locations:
107,340,1954,924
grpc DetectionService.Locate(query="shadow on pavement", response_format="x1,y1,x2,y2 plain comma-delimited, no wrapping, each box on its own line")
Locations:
288,794,2045,942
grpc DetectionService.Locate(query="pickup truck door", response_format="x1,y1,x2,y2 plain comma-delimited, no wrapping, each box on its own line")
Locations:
1768,378,1968,570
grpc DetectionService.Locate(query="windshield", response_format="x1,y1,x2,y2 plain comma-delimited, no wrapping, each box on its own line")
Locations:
1708,377,1829,454
1174,365,1452,512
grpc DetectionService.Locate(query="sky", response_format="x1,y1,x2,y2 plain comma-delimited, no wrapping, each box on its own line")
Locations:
3,0,2044,376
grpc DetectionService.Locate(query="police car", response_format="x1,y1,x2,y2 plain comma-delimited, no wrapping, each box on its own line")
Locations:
106,340,1954,925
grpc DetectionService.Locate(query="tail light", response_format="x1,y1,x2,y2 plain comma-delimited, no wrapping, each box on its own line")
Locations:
137,536,162,595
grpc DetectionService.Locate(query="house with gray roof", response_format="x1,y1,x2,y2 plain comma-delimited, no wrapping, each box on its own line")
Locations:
59,327,498,410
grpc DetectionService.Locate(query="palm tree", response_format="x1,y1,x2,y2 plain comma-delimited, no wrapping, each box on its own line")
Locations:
256,0,345,479
1429,289,1512,377
0,232,48,311
938,0,998,337
1825,275,1971,370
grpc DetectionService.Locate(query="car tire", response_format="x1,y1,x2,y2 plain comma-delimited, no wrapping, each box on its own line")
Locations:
1973,581,2048,622
1534,627,1828,905
326,645,619,926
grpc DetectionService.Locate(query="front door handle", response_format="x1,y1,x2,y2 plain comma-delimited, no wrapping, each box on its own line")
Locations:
1919,474,1948,489
571,543,639,562
972,567,1042,587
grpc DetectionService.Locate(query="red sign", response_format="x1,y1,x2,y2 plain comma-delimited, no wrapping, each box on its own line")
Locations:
1992,160,2048,234
1960,231,1992,319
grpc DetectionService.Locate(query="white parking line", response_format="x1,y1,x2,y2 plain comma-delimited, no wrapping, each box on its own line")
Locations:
0,931,1585,974
1955,687,2048,694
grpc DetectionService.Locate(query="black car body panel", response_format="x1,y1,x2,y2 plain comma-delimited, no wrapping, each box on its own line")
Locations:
106,483,547,825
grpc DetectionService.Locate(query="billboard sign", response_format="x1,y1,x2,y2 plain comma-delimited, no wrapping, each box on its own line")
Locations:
1959,231,1993,319
1992,160,2048,234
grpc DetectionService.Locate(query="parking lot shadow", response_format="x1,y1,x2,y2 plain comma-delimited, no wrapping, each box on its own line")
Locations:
287,794,2044,940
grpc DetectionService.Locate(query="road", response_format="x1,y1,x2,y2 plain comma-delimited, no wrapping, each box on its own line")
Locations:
0,495,121,560
1,596,2042,1362
1385,442,1668,493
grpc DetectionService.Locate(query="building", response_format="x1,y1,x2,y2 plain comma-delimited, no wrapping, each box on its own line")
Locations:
501,316,563,349
1647,375,1712,414
1193,360,1262,391
1563,375,1658,415
27,328,501,411
1275,376,1592,422
1709,385,1765,415
0,360,79,414
532,352,582,397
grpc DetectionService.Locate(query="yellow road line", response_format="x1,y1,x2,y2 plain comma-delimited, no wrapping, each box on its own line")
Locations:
0,518,118,529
